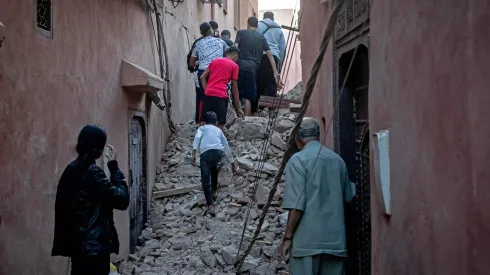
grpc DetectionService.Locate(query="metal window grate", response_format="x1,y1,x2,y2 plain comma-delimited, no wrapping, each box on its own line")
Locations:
37,0,51,32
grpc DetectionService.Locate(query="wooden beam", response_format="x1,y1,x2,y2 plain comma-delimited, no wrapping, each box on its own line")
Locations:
281,25,300,32
289,103,301,113
153,184,202,199
259,96,301,109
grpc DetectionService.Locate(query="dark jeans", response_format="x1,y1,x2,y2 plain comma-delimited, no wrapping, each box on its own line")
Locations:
200,149,224,206
254,55,280,112
71,254,110,275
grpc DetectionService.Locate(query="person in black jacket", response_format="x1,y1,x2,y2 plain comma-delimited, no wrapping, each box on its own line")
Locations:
52,125,130,275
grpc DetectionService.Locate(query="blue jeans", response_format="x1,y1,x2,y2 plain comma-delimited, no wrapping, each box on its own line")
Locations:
200,149,224,205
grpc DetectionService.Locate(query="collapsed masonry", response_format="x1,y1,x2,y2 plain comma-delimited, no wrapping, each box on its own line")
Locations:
119,108,298,275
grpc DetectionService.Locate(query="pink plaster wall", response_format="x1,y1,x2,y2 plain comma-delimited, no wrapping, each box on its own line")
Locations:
299,0,334,147
0,0,167,274
301,0,490,273
0,0,258,274
369,0,490,274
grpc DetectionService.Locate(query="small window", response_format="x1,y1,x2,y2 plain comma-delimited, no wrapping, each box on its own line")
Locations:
37,0,52,39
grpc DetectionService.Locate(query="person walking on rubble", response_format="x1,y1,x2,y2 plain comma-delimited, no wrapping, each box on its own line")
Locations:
234,16,281,116
52,125,129,275
199,46,244,129
192,111,239,215
277,118,355,275
253,11,286,114
188,22,229,123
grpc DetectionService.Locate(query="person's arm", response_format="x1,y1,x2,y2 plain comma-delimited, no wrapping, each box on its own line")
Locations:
231,80,242,116
92,162,129,210
200,68,210,92
278,31,287,70
219,130,234,164
262,36,280,85
266,50,280,78
222,40,230,55
232,30,241,47
284,209,303,240
230,65,244,117
343,165,355,203
189,46,199,68
192,127,204,159
281,157,306,235
189,56,197,69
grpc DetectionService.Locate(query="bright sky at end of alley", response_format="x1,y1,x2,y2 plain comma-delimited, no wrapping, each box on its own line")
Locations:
259,0,300,10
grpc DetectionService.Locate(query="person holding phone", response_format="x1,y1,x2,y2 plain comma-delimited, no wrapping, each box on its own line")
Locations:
52,125,129,275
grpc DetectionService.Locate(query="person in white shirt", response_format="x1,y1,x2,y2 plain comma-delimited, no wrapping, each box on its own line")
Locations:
192,111,239,214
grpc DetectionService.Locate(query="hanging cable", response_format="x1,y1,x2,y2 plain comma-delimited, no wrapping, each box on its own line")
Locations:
149,0,176,132
234,0,303,264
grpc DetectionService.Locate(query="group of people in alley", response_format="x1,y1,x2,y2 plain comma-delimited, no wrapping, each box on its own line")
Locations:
188,12,286,126
51,12,355,275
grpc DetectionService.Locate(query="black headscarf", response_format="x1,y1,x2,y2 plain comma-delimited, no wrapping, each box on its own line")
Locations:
76,125,107,161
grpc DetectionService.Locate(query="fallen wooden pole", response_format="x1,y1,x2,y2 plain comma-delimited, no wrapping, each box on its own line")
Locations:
153,184,202,199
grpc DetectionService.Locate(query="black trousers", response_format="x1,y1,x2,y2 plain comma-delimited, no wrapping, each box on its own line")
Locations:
71,254,110,275
200,149,224,205
253,55,280,112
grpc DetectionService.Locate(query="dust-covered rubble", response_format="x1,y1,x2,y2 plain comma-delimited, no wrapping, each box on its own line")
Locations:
118,109,297,275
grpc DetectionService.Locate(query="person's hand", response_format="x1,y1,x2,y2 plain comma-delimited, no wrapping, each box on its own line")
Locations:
274,73,281,87
106,145,117,161
232,163,241,176
275,238,292,260
277,80,285,91
236,109,245,119
191,155,197,167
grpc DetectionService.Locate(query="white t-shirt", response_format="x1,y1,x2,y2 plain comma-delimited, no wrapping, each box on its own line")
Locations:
192,125,234,163
192,36,229,71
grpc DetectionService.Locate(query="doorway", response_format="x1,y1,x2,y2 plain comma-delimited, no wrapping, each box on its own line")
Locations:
129,116,148,254
337,45,371,275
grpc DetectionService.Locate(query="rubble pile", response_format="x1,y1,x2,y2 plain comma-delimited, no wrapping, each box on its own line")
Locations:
283,82,302,100
119,110,297,275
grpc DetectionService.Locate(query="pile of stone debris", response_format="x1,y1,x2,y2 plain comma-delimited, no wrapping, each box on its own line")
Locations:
282,82,302,101
118,109,297,275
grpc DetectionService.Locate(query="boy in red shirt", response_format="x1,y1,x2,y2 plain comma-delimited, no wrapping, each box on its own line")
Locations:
200,47,244,129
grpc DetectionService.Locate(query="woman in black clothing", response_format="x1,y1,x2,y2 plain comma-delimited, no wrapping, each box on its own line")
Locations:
52,125,129,275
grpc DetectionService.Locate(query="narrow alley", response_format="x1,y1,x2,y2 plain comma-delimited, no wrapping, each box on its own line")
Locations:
117,108,297,275
1,0,490,274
